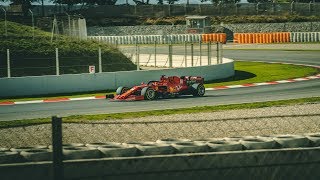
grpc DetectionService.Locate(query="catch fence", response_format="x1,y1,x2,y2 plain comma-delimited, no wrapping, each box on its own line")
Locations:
0,42,223,78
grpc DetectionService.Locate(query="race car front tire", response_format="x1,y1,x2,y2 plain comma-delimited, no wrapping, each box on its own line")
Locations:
141,87,156,100
192,83,205,97
116,86,129,95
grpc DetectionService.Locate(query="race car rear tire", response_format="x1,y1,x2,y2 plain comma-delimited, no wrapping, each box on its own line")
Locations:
192,83,205,97
141,87,156,100
116,86,129,95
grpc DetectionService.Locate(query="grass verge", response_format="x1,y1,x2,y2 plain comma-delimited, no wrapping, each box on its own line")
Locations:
204,61,319,87
0,97,319,128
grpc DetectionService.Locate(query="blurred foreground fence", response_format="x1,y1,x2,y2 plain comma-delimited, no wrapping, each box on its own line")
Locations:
0,113,320,179
0,42,223,78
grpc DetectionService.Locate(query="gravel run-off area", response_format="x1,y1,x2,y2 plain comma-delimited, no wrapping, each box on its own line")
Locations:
0,103,319,148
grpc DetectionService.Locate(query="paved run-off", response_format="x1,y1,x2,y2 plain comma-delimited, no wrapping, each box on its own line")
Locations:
0,103,319,148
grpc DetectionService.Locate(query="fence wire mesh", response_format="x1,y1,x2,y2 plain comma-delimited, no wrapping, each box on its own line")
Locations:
1,111,319,148
119,42,222,69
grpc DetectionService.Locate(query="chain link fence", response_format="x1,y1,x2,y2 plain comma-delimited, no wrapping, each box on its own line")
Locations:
119,42,223,69
0,108,319,148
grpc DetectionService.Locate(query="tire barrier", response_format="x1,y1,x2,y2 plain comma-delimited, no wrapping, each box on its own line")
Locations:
0,148,9,152
98,144,138,158
20,149,52,162
206,140,243,152
10,146,48,152
134,143,175,156
193,138,223,144
63,147,102,160
201,33,227,44
156,138,191,145
273,135,310,148
234,32,290,44
240,137,276,150
171,142,209,154
290,32,320,43
85,142,122,149
0,152,22,164
123,141,176,156
1,133,320,164
305,133,320,147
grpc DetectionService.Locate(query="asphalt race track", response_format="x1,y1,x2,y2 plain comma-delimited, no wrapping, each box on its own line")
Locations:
0,49,319,121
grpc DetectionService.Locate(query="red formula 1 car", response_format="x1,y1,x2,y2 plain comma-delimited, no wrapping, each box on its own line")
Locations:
110,75,205,101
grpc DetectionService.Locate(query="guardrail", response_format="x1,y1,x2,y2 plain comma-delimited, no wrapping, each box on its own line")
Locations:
89,32,320,45
234,32,320,43
88,33,227,45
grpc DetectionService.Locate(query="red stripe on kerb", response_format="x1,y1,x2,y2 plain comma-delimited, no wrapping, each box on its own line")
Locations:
43,98,70,102
95,95,106,99
0,101,15,105
213,86,229,89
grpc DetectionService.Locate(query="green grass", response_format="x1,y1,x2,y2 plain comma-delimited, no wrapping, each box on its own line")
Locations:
1,61,318,102
0,97,319,128
204,61,319,88
0,21,136,77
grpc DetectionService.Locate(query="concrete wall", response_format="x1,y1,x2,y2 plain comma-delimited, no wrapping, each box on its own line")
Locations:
1,147,319,180
0,59,234,97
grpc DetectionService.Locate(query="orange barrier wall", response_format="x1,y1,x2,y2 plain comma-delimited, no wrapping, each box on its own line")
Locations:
201,33,227,44
233,32,291,44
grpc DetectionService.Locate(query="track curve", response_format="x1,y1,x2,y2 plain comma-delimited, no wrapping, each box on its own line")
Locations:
0,49,319,121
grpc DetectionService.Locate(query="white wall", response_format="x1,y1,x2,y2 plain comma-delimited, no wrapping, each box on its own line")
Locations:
0,59,234,97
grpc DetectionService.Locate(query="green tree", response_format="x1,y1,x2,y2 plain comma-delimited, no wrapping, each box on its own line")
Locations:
0,0,39,15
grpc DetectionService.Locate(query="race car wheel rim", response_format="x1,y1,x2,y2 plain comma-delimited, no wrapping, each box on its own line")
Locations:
197,85,205,96
146,89,156,100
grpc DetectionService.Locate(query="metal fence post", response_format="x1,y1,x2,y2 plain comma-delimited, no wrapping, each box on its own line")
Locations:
184,41,187,67
66,13,71,36
154,41,157,67
218,42,223,64
136,43,140,71
56,48,60,75
199,40,202,66
98,47,102,73
207,42,211,65
191,43,194,67
51,116,64,180
29,9,34,40
7,49,10,78
169,43,173,68
216,42,219,64
0,7,7,37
